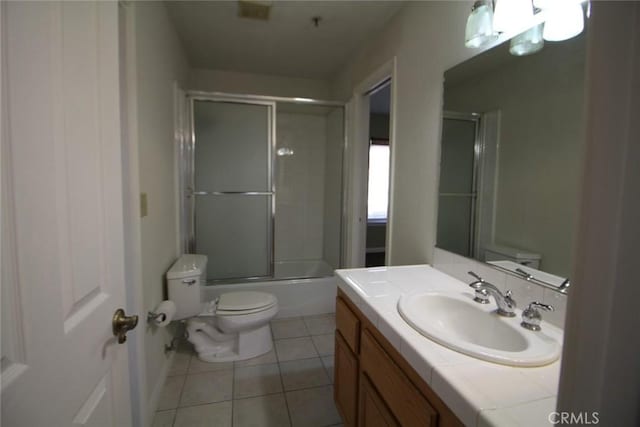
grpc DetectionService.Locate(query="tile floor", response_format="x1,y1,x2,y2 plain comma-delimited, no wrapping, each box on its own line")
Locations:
154,313,344,427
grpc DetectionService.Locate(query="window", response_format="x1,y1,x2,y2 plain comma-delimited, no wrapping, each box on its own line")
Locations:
367,140,390,221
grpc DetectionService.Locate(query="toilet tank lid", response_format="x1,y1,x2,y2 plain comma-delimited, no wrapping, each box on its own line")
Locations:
167,254,208,280
484,244,541,260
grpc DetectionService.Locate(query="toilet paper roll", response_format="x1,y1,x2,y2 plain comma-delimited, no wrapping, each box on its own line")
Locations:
153,300,176,327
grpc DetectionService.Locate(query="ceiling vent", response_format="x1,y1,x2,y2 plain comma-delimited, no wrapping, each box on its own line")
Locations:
238,1,272,21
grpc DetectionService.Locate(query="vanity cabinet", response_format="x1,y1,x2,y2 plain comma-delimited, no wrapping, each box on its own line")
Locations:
335,332,359,426
334,289,462,427
359,374,399,427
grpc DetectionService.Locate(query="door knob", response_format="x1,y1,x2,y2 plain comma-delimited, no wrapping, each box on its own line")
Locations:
112,308,138,344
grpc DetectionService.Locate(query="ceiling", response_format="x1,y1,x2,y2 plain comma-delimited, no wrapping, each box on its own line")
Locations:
165,1,404,80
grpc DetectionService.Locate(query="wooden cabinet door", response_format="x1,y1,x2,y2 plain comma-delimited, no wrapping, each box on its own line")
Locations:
360,331,438,426
335,332,359,426
359,375,399,427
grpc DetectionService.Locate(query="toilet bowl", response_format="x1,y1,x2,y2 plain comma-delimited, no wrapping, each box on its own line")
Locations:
167,255,278,362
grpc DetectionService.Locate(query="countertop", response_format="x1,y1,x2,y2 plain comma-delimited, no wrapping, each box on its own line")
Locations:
335,265,562,427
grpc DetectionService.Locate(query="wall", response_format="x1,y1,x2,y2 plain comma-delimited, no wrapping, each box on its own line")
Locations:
189,68,332,100
433,248,567,328
131,1,189,416
331,1,484,266
444,36,586,277
558,3,640,424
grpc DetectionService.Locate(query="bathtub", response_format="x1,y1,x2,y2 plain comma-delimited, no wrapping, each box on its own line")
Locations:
202,260,338,318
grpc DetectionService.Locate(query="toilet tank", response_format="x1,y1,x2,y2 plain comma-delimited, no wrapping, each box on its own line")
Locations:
167,254,208,320
484,244,541,269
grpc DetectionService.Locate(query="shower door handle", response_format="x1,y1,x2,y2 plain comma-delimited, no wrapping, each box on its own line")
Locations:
191,191,274,196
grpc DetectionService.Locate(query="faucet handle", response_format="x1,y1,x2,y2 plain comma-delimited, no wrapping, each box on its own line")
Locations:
529,301,553,312
468,271,483,282
521,301,554,331
503,290,517,310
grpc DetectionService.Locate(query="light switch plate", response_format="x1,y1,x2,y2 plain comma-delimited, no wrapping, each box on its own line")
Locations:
140,192,148,217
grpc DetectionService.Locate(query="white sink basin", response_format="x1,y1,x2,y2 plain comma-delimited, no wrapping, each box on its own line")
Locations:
398,291,561,367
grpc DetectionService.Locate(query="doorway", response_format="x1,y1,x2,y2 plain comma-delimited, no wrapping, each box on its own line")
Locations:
365,81,391,267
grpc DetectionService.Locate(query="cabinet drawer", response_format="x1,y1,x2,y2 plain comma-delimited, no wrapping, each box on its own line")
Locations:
336,296,360,354
361,330,438,427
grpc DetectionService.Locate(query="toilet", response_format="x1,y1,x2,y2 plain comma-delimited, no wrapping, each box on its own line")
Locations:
483,244,541,269
167,254,278,362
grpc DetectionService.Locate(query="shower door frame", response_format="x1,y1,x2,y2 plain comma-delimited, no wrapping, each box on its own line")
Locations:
184,93,277,282
440,111,482,258
180,91,348,284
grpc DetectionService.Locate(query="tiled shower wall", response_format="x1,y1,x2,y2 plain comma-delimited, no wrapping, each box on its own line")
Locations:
432,248,568,329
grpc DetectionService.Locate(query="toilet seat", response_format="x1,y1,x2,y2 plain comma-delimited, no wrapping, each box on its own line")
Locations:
215,291,278,316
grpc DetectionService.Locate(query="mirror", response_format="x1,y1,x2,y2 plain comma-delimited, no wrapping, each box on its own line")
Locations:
437,24,587,290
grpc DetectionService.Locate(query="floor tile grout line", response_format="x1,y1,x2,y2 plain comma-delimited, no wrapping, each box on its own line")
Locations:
172,398,234,410
282,382,336,395
233,384,340,402
233,363,283,400
277,358,331,393
171,407,177,427
277,351,335,364
274,339,294,427
173,374,188,412
168,384,339,425
230,357,235,426
309,335,326,360
232,389,286,401
175,367,235,410
283,383,340,427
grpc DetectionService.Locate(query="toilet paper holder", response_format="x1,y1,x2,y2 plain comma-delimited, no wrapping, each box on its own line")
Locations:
147,311,167,324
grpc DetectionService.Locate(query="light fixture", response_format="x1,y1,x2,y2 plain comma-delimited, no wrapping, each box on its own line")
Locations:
542,2,584,41
509,23,544,56
465,0,498,48
493,0,534,34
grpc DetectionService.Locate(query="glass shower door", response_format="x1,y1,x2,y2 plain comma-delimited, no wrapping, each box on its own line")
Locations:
437,114,479,257
191,99,274,281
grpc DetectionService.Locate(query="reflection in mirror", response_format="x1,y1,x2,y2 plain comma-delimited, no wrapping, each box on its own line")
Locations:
437,24,587,290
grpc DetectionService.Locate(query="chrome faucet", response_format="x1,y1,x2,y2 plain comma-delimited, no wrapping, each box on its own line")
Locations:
468,271,517,317
521,302,554,331
467,271,490,304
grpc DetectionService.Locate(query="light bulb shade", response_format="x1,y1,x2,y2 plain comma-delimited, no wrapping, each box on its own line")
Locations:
534,0,584,10
494,0,534,34
509,24,544,56
465,3,497,48
543,3,584,41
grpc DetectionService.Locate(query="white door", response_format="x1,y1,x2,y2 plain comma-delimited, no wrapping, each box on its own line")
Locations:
1,2,134,426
